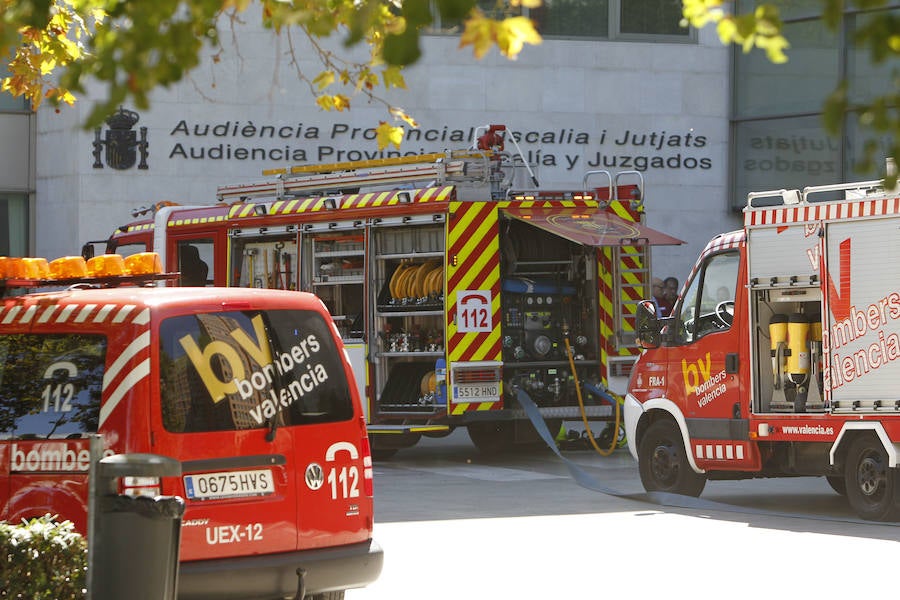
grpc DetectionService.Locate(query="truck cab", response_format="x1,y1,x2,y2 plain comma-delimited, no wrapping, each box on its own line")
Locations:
625,174,900,522
625,232,745,497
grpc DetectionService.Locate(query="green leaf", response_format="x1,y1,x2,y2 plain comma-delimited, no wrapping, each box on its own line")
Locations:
383,27,422,66
436,0,477,21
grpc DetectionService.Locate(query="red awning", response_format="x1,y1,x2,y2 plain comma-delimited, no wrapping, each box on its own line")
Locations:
502,207,684,247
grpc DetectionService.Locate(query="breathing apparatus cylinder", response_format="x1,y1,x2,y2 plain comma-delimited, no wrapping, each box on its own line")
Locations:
809,316,823,399
769,314,788,386
786,313,810,385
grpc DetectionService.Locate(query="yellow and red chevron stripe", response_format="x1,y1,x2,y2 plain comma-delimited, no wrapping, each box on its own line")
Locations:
608,199,648,363
446,201,502,413
597,247,615,383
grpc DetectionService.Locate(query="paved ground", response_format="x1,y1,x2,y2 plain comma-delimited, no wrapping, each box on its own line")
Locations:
348,427,900,600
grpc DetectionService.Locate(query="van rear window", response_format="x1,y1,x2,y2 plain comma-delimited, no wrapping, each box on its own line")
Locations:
159,310,353,433
0,334,106,438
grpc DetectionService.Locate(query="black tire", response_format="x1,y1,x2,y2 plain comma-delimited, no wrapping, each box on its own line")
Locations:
826,475,847,496
468,421,514,454
637,419,706,496
369,432,421,461
844,434,900,521
371,447,399,461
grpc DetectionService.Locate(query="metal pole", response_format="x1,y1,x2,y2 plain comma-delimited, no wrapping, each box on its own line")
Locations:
85,434,104,600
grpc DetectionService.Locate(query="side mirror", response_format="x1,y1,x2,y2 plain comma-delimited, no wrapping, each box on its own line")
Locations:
636,299,661,349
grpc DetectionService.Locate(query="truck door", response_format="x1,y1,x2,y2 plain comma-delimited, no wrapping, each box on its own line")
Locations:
668,249,743,422
171,237,216,286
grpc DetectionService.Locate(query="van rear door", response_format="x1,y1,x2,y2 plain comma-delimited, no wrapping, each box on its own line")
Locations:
260,310,372,550
157,310,301,561
156,307,371,560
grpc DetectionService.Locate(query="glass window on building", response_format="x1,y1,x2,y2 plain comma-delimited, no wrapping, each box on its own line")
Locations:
730,3,900,210
432,0,690,40
619,0,688,36
0,193,28,256
530,0,611,37
733,19,839,118
733,116,841,208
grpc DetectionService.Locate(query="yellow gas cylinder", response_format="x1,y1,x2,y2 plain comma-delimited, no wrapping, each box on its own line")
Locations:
769,314,788,384
786,313,810,385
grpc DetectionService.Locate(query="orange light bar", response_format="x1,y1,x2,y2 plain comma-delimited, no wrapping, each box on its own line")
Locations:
22,258,51,279
87,254,126,277
0,257,24,279
49,256,88,279
124,252,162,275
1,257,50,280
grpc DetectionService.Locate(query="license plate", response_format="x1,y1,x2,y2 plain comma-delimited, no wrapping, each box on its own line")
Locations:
183,469,274,500
453,383,499,402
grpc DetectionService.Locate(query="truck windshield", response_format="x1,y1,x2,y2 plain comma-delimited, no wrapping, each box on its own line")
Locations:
159,309,353,433
0,334,106,438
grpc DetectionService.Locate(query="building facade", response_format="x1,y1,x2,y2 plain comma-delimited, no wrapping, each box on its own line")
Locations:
9,1,891,282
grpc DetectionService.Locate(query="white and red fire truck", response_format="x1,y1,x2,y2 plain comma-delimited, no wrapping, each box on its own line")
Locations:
94,126,683,456
625,169,900,521
0,253,382,598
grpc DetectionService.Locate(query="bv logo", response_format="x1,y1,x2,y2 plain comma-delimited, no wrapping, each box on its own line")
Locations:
682,352,711,395
179,314,273,402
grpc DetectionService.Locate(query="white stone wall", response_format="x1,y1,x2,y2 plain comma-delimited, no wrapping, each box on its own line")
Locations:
35,15,739,282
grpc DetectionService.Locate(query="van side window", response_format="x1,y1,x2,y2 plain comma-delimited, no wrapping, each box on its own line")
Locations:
159,310,353,433
0,334,106,438
676,251,739,344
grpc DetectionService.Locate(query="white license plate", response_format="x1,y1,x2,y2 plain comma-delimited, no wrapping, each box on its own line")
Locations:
183,469,274,500
453,383,499,401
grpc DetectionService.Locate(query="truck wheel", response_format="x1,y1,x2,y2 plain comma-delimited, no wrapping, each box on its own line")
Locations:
638,420,705,497
844,434,900,521
468,422,514,454
826,475,846,496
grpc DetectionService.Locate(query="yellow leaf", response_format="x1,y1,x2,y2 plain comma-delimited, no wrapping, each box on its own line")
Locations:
495,16,542,59
382,66,406,90
716,19,737,44
459,10,496,60
312,70,335,91
376,122,404,151
511,0,543,7
389,107,418,128
40,58,57,75
333,94,350,111
316,95,335,111
56,89,77,105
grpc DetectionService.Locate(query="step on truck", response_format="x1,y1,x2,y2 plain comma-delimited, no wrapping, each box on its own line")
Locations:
0,253,382,599
94,125,683,456
625,167,900,521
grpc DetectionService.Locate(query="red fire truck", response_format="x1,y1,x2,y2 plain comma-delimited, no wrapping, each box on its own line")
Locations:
95,126,683,456
0,253,382,598
625,169,900,521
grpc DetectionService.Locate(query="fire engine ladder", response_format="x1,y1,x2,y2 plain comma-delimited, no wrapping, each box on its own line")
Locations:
216,151,496,203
